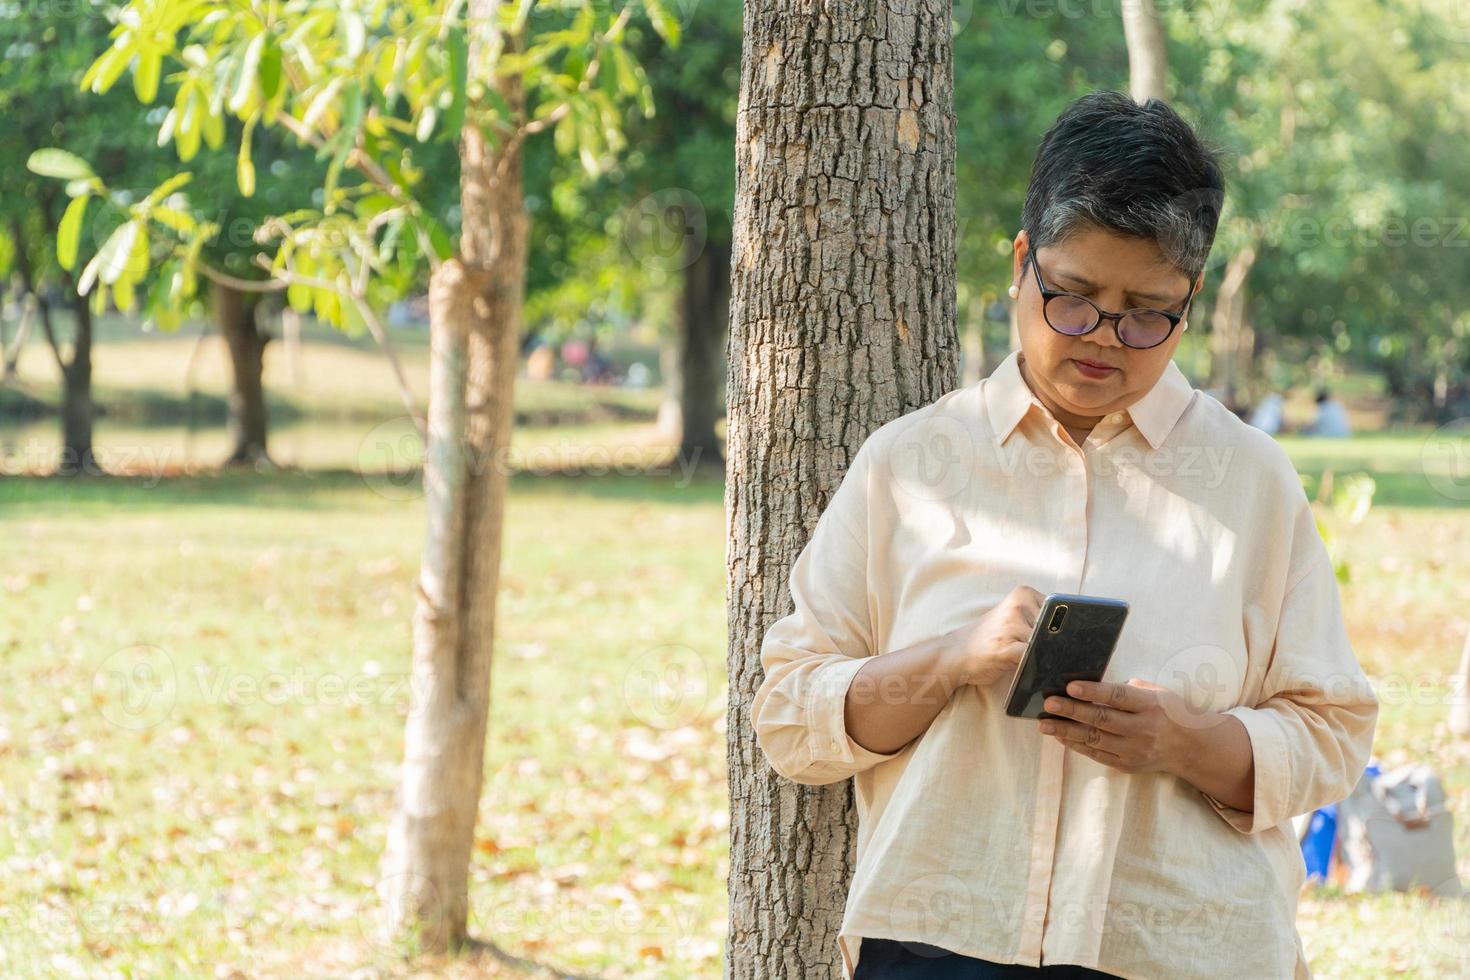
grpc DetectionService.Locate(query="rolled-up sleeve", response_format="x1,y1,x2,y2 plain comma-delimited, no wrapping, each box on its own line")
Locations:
750,442,908,786
1203,498,1380,835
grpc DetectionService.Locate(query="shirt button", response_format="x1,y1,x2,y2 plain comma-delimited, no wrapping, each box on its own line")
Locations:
1109,413,1123,423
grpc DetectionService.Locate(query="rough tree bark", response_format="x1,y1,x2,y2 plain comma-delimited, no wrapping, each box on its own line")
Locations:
379,0,530,953
1122,0,1168,104
214,281,271,466
725,0,959,976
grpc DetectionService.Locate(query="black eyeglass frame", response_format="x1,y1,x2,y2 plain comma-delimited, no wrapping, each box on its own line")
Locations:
1024,250,1195,351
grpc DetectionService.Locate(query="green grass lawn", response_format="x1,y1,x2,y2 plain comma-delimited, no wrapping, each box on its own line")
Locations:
3,327,1469,977
0,468,728,979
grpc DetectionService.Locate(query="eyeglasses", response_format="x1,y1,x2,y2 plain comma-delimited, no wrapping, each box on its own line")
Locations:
1025,251,1194,350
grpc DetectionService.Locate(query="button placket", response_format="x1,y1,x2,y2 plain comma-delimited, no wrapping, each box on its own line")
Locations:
1036,431,1092,961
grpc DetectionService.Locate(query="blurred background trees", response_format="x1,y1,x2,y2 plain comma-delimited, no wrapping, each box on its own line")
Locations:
7,0,1470,470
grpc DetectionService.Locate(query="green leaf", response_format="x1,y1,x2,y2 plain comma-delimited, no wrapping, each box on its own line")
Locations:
259,38,283,101
89,220,145,289
415,104,438,142
340,80,364,136
150,207,197,234
238,114,258,197
415,213,453,262
340,10,366,59
610,44,639,97
201,92,225,150
553,112,575,155
135,48,163,104
144,172,194,208
356,193,399,219
643,0,681,46
230,31,267,114
442,26,468,138
302,77,345,130
176,85,202,161
57,196,89,271
113,268,137,312
82,43,132,95
27,148,96,181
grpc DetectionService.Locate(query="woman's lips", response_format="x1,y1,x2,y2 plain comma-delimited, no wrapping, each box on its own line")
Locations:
1071,358,1118,379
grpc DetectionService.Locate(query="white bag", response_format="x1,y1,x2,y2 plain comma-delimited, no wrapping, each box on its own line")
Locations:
1337,762,1463,897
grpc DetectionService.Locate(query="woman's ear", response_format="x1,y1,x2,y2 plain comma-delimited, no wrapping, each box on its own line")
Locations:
1011,230,1030,295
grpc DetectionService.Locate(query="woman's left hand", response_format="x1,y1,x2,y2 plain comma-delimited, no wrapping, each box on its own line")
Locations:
1037,678,1197,776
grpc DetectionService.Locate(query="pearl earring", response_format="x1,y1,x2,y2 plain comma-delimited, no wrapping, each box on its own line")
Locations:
1007,283,1020,300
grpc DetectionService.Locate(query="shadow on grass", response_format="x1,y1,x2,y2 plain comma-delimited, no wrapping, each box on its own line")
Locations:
0,459,726,515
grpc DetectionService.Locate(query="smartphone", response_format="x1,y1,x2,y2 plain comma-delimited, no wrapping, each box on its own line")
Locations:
1003,593,1129,720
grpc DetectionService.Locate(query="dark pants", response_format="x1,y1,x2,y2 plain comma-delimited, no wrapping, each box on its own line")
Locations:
853,937,1124,979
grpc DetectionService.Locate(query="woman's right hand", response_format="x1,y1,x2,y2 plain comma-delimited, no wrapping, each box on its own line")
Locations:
945,585,1045,688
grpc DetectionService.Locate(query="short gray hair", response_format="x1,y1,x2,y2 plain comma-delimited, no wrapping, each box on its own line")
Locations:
1021,91,1226,283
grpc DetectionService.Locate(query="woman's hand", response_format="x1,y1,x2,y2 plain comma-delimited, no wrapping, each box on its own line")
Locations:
944,585,1045,689
1036,678,1196,776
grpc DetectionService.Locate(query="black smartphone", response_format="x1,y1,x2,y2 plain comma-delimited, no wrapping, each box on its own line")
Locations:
1003,593,1129,720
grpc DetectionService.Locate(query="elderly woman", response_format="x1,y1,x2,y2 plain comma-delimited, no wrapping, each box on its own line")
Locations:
750,91,1378,980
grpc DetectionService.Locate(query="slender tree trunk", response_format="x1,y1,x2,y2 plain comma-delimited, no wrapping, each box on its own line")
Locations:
282,305,305,387
677,235,730,468
726,0,959,976
380,0,529,954
10,218,100,475
1,296,37,383
1207,246,1256,395
58,290,98,475
1450,625,1470,736
657,341,681,438
214,282,271,466
1122,0,1168,104
965,290,989,383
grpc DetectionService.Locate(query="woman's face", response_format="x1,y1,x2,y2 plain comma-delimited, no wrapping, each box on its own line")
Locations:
1010,225,1202,430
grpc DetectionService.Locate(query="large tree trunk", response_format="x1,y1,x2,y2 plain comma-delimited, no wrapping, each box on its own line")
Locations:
1122,0,1168,104
726,0,959,976
677,235,730,468
58,290,98,475
379,0,529,954
214,282,271,466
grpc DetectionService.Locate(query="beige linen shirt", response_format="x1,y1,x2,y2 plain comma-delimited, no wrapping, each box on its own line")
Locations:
750,348,1379,980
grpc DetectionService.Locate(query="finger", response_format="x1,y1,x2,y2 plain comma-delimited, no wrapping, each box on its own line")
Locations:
1039,717,1129,754
1042,695,1133,734
1065,678,1151,713
1051,734,1128,769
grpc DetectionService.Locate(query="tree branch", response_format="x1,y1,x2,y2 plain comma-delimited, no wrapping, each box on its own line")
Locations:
248,255,426,436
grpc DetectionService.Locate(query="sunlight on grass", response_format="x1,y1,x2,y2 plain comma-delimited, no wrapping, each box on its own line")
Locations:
3,375,1468,977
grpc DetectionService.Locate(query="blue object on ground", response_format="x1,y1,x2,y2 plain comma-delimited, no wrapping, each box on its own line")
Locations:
1299,761,1381,882
1301,803,1337,882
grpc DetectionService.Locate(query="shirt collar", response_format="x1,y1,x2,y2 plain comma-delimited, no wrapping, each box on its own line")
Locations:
983,348,1196,451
